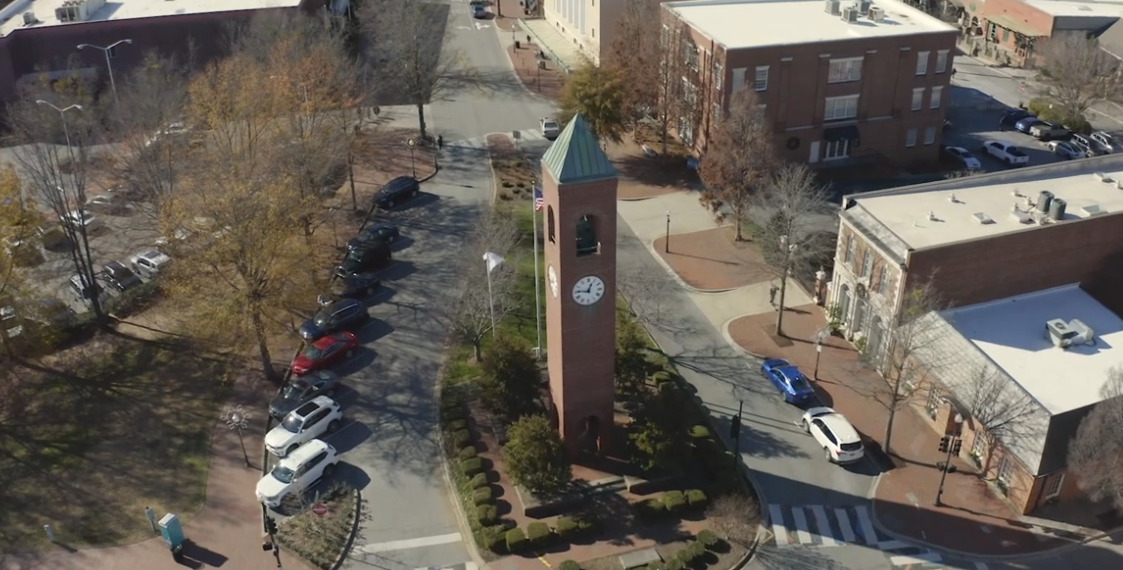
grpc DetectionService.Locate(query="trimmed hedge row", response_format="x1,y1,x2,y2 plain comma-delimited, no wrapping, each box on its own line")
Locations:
496,514,602,554
662,530,728,570
634,489,710,521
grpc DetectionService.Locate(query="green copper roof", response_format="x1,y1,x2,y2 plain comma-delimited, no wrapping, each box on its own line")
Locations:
540,115,616,185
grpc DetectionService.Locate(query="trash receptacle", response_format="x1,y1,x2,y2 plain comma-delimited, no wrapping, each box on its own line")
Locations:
514,40,520,49
158,513,185,553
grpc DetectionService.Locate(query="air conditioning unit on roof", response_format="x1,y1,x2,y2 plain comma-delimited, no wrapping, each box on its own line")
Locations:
841,6,859,22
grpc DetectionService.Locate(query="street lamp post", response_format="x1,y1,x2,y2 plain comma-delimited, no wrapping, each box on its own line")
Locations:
223,405,252,468
36,100,83,156
406,138,417,178
813,339,823,380
665,211,671,253
77,39,132,107
934,413,964,507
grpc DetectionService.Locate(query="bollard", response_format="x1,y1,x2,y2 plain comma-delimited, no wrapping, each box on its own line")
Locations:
44,524,55,543
515,40,520,50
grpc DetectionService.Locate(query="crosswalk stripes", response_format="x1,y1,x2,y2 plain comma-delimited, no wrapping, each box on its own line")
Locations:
768,504,888,548
443,129,551,156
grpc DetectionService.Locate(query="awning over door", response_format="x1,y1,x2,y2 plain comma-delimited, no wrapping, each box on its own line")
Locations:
824,125,860,143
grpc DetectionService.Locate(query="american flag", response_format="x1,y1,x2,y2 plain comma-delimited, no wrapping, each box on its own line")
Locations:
533,187,544,211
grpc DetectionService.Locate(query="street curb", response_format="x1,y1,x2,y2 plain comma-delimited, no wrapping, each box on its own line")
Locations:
327,488,364,570
720,317,768,359
644,239,739,294
500,21,561,104
866,471,1123,562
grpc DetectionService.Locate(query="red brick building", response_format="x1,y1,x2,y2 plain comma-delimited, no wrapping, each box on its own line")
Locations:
663,0,958,169
0,0,327,102
830,155,1123,515
966,0,1120,67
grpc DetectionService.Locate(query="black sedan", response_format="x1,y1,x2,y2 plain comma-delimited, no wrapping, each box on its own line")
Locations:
104,261,143,291
373,176,420,210
318,273,383,306
268,370,341,419
347,223,400,252
299,298,369,340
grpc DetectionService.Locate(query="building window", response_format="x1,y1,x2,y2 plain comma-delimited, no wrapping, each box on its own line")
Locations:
547,206,556,243
916,51,929,75
1043,473,1065,499
971,432,986,457
714,62,723,92
824,95,859,121
924,126,937,145
753,66,769,91
877,264,889,294
731,67,746,92
712,102,722,124
911,88,924,111
925,386,941,417
1002,28,1010,42
844,237,854,264
824,139,849,160
828,57,863,83
860,250,871,277
930,86,943,109
997,456,1014,484
684,40,698,70
987,23,997,41
935,49,949,73
905,128,917,147
682,78,698,105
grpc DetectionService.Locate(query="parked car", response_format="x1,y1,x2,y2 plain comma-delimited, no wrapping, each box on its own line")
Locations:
941,146,981,170
269,371,341,419
256,439,339,508
1090,131,1122,154
129,250,172,278
1071,133,1104,156
103,261,142,291
998,109,1033,131
760,358,816,405
472,3,487,17
801,407,865,464
372,176,420,210
980,141,1029,166
291,331,358,376
69,274,109,307
347,223,399,252
31,297,77,328
1048,140,1089,160
85,191,129,215
265,396,343,457
60,210,104,235
318,273,383,306
1014,117,1043,134
540,118,561,140
336,241,392,277
299,298,369,340
1029,121,1070,141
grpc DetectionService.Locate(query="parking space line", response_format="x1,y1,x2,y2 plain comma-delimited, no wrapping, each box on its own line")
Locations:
358,532,463,553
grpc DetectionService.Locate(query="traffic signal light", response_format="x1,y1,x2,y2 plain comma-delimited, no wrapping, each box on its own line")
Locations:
938,435,951,453
265,517,278,535
951,438,963,456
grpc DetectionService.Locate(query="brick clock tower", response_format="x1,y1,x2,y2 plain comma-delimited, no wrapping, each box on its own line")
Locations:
539,115,619,457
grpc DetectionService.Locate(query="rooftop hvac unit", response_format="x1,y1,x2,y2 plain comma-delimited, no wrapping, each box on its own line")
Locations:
1049,197,1067,221
857,0,872,14
825,0,841,15
1036,190,1054,213
1045,318,1095,349
22,11,37,25
1009,206,1031,224
868,6,884,21
841,6,859,22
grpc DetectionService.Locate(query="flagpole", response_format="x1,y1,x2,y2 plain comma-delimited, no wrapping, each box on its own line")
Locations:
485,258,497,339
532,187,543,360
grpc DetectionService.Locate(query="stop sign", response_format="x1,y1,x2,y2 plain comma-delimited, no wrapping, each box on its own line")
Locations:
312,503,328,517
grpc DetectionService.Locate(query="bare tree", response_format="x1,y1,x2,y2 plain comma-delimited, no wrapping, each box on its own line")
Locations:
1035,34,1121,120
655,19,693,153
448,209,522,362
1068,366,1123,513
756,164,832,337
951,363,1042,473
607,0,661,136
705,493,760,547
698,89,776,241
359,0,463,139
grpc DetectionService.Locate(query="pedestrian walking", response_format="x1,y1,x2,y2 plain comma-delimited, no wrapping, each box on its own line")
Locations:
437,135,444,150
769,284,778,306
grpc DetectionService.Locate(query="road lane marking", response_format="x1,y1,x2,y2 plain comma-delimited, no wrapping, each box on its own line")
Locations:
792,507,813,545
358,532,463,553
888,552,942,565
834,507,856,543
878,540,909,550
809,506,839,546
855,505,878,545
768,504,789,548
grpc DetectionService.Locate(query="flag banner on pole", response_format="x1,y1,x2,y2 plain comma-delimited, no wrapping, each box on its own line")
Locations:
533,187,544,211
483,252,505,274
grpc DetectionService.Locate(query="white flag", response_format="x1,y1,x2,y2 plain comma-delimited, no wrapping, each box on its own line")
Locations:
483,252,504,274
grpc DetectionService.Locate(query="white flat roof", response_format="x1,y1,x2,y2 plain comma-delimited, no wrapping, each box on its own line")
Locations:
849,157,1123,251
1022,0,1123,18
664,0,956,50
943,284,1123,415
0,0,301,37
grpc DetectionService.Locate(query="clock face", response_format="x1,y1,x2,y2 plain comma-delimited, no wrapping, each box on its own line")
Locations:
572,275,605,306
547,266,559,299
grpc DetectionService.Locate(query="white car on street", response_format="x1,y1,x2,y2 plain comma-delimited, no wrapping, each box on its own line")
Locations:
941,146,981,170
129,250,172,278
256,439,339,508
60,210,104,234
801,407,865,464
540,118,560,140
980,140,1029,166
264,396,343,457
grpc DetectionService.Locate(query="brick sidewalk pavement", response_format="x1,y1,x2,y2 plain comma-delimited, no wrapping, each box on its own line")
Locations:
652,227,773,291
1,374,314,570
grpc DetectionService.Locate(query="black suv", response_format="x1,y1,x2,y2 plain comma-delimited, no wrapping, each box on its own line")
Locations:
318,273,383,306
104,261,142,291
299,298,369,340
372,176,420,210
347,224,400,252
336,241,392,277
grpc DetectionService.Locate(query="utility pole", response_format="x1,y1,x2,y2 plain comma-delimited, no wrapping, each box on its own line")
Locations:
933,414,964,507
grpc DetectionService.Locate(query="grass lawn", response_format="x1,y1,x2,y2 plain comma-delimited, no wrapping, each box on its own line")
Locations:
0,334,231,553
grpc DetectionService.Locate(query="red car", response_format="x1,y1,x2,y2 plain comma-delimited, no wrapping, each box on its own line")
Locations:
291,332,358,376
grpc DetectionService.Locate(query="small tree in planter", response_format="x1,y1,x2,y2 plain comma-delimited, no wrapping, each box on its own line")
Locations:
504,414,572,495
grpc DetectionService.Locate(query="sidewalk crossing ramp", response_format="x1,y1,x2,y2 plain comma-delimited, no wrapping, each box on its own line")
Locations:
768,504,888,549
444,129,552,154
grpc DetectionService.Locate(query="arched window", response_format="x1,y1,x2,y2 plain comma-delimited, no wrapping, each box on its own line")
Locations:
547,206,556,243
575,214,598,256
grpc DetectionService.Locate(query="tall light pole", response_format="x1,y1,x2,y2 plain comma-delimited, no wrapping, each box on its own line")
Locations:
36,100,83,165
934,413,964,507
77,39,132,106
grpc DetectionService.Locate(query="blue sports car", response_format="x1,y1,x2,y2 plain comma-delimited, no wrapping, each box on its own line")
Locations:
761,359,816,404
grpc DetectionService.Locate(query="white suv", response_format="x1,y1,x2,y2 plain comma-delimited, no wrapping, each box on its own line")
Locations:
265,396,343,457
129,250,171,278
256,439,339,508
801,407,865,464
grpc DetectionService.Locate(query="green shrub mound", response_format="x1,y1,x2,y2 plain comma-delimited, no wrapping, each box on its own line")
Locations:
685,489,708,509
558,561,581,570
472,487,493,505
689,425,710,439
662,490,687,512
696,529,720,549
461,457,484,477
689,542,706,559
447,419,467,431
506,527,529,552
477,525,506,553
527,521,552,546
645,562,662,570
475,504,498,525
635,497,667,520
469,472,489,490
665,558,685,570
1026,98,1092,134
459,446,479,461
441,406,465,423
451,429,471,447
556,516,579,538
